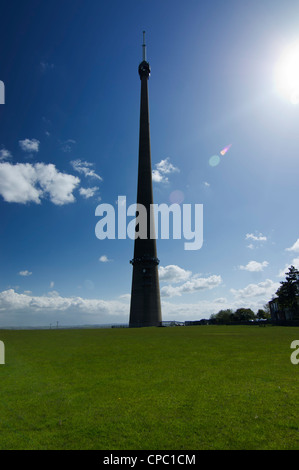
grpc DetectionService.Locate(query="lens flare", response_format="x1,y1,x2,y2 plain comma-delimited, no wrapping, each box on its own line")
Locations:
169,190,185,204
275,40,299,104
220,144,232,156
209,155,220,167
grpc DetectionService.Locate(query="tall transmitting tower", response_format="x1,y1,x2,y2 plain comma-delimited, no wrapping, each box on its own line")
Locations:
129,32,162,328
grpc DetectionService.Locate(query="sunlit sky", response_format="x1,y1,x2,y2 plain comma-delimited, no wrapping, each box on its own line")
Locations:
1,0,299,327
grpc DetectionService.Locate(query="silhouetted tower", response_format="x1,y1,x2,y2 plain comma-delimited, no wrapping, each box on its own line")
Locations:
129,32,162,327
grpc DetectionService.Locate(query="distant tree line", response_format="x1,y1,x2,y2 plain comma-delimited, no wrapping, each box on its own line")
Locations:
206,267,299,325
209,306,270,324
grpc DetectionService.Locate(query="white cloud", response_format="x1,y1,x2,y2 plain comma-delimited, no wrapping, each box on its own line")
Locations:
70,159,102,181
152,170,165,183
119,293,131,301
158,264,222,298
19,270,32,277
19,139,40,153
203,181,210,187
161,274,222,298
245,233,267,242
286,238,299,253
99,255,112,263
40,62,54,72
161,297,260,321
159,265,192,284
0,287,229,327
0,278,279,326
167,289,272,318
0,289,128,326
47,290,60,297
0,162,80,205
50,281,55,289
160,297,250,321
152,157,179,183
230,279,279,300
213,297,228,304
0,149,12,161
0,162,41,203
247,244,254,250
156,158,179,174
35,163,80,205
60,139,76,153
239,260,269,272
79,186,99,199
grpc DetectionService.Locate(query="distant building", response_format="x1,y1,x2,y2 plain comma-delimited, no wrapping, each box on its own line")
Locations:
269,299,283,322
185,320,209,326
269,297,299,322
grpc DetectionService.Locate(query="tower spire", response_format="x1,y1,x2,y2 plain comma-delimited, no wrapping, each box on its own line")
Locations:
142,30,146,61
129,33,162,328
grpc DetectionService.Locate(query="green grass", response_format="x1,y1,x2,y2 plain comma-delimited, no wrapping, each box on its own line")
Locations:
0,325,298,450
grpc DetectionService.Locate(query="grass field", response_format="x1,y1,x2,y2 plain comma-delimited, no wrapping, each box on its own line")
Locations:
0,325,298,450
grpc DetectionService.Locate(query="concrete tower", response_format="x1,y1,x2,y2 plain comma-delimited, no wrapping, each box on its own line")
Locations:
129,32,162,328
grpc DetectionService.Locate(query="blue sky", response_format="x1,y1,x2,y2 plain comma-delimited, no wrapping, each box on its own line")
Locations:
1,0,299,326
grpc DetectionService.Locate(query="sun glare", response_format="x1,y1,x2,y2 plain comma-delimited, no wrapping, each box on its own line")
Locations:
275,41,299,104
